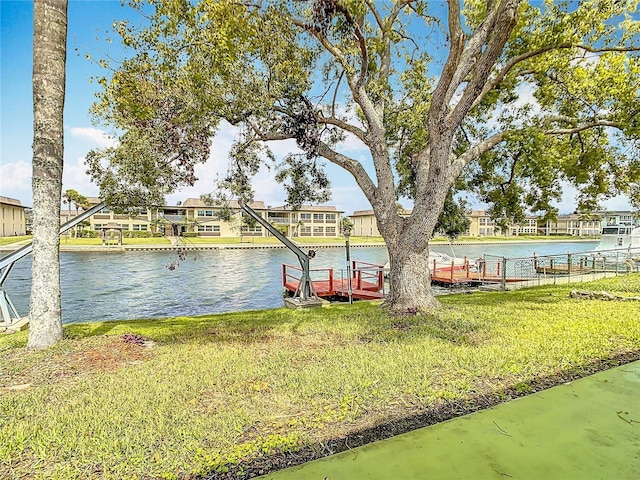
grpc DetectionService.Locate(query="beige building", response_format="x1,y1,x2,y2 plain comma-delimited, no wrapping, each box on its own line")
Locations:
467,210,502,237
351,210,380,237
541,214,601,236
350,208,412,237
596,210,639,228
0,196,27,237
61,197,343,238
507,217,539,236
351,207,607,238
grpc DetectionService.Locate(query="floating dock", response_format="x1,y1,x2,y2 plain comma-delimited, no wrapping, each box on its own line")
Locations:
283,260,385,300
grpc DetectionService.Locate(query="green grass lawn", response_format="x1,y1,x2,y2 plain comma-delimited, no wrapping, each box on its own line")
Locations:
160,236,383,245
1,275,639,479
54,234,593,247
59,236,172,245
0,236,31,246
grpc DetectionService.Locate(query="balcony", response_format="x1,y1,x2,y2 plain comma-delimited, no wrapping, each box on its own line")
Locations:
267,216,290,224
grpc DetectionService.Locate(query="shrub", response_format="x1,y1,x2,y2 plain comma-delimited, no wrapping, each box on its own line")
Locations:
123,231,153,238
76,230,99,238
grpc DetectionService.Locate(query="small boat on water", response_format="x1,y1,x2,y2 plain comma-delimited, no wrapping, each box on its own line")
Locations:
597,225,640,250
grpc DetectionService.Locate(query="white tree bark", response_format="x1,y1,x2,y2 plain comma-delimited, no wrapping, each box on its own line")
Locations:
28,0,68,349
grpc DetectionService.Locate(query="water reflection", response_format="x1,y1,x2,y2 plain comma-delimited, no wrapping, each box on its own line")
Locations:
3,241,596,324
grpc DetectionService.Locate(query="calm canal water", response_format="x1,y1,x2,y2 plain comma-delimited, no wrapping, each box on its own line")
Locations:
4,241,597,324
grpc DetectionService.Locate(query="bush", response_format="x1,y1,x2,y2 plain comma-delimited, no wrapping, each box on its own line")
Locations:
182,232,198,238
76,230,99,238
123,231,153,238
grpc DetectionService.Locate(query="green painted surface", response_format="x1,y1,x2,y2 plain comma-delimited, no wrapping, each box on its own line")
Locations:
263,361,640,479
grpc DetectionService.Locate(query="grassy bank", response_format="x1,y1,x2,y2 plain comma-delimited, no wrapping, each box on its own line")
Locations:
0,236,31,246
1,234,594,249
2,275,639,479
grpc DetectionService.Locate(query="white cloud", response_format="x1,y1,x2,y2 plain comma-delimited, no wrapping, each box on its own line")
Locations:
0,160,32,204
68,127,117,148
61,156,100,198
601,195,633,212
327,185,371,214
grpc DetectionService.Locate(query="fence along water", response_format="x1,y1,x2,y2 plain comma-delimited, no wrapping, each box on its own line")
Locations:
481,247,640,291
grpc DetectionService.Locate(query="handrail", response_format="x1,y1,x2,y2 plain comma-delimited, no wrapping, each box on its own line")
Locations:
238,200,315,300
0,200,107,325
0,201,107,284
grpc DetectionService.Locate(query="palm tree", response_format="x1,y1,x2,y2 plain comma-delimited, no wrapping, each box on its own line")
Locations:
28,0,68,350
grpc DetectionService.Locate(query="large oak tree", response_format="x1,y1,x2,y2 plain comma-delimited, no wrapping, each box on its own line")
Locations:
89,0,639,313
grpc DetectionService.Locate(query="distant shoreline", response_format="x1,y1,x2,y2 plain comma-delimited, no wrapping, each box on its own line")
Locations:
0,238,598,253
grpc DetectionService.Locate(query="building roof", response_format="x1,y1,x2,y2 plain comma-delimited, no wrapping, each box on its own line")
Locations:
351,208,412,217
554,213,601,221
351,210,375,216
181,197,267,210
0,196,24,207
270,205,342,213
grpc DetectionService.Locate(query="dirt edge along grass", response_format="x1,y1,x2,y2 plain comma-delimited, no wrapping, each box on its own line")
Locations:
205,351,639,480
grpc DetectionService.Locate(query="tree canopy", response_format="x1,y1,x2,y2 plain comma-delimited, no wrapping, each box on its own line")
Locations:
89,0,640,311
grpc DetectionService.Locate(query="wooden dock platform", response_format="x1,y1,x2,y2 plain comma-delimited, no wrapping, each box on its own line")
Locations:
427,259,528,286
283,261,385,301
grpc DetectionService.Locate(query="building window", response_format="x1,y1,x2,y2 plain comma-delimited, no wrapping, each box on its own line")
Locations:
325,213,336,221
313,226,324,236
300,226,311,236
198,225,220,232
132,224,148,231
93,224,104,231
300,213,311,220
197,209,215,217
325,226,336,235
241,226,262,234
313,213,324,221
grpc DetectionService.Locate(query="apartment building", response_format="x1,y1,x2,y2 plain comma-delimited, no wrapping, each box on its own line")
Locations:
350,210,379,237
539,214,601,236
596,210,640,228
0,196,27,237
507,217,539,236
350,208,412,237
265,204,342,237
62,197,343,238
467,210,503,236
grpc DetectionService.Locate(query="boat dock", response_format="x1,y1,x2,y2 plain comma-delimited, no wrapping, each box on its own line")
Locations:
283,260,385,300
282,246,640,300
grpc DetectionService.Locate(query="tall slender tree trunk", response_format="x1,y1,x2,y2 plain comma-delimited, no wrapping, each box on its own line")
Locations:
27,0,68,350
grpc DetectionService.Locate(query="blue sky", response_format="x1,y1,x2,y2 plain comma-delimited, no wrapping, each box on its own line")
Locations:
0,0,633,215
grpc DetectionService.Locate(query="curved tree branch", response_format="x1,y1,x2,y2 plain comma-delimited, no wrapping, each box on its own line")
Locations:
449,131,507,179
448,0,520,128
429,0,465,125
547,120,621,135
316,141,377,201
318,114,367,142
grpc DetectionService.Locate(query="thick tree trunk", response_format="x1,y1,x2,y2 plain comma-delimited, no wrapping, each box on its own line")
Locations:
379,144,453,314
27,0,68,350
384,242,440,313
379,204,443,314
